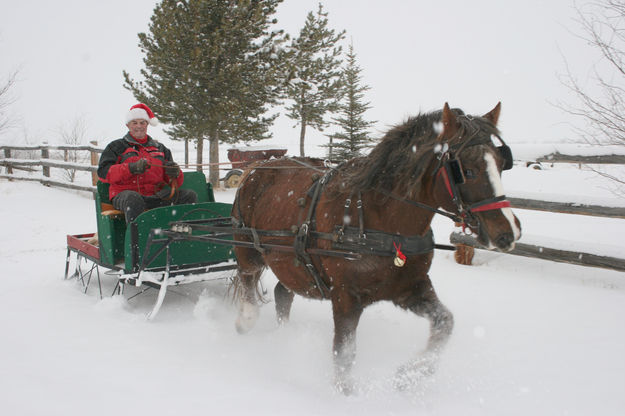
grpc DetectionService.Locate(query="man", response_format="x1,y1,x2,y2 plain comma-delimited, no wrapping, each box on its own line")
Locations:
98,103,197,224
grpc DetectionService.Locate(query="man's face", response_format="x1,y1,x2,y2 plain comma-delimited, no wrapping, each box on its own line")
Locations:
127,119,148,139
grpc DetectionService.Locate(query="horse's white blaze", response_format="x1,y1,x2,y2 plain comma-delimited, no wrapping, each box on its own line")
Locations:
484,152,521,240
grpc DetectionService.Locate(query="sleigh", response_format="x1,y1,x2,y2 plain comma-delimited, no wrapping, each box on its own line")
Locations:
64,171,237,318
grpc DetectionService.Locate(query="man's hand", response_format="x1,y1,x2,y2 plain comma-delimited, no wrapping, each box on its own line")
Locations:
164,161,180,179
128,159,148,175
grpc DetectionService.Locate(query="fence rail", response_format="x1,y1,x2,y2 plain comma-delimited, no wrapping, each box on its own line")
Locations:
509,197,625,219
452,198,625,272
450,232,625,272
0,173,97,193
0,144,102,152
0,158,98,172
535,151,625,165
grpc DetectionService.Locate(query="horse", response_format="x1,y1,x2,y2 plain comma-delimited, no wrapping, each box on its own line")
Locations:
230,103,521,392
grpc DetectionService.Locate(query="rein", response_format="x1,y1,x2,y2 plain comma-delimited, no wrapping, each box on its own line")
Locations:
145,162,180,201
155,179,179,201
377,188,463,223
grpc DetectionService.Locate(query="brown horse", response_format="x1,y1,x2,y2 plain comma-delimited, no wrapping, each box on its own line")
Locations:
231,103,521,392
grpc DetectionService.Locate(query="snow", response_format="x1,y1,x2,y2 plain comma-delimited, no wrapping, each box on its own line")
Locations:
504,163,625,208
1,163,625,415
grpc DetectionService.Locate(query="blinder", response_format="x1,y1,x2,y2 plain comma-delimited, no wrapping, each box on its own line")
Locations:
443,142,513,188
498,144,513,170
445,158,465,185
491,133,513,171
438,141,513,232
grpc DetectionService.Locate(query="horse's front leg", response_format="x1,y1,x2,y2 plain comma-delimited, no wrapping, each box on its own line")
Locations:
331,290,364,395
394,275,454,389
234,264,266,334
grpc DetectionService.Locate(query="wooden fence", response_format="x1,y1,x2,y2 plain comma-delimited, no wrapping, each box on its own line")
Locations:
451,198,625,272
0,142,102,194
2,145,624,271
535,151,625,165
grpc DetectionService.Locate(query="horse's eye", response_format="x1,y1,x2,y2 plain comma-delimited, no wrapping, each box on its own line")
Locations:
464,169,476,179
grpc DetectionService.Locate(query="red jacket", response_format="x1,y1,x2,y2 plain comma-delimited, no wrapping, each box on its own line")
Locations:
97,133,184,199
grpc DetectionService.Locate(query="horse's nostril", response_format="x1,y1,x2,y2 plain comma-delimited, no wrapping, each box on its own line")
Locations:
495,233,514,250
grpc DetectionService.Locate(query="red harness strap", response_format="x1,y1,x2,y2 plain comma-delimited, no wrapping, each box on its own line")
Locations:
437,167,511,214
470,199,511,212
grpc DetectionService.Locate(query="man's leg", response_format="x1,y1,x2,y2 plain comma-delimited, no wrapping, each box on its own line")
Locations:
142,189,198,212
112,191,146,224
176,189,198,205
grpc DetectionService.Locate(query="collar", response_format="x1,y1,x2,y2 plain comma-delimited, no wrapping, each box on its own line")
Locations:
124,132,153,146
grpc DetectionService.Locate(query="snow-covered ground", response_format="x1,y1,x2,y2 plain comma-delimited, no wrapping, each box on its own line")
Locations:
1,162,624,416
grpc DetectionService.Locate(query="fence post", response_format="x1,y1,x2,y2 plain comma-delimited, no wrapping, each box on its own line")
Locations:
41,142,50,179
184,138,189,168
453,222,475,265
90,140,98,186
3,148,12,175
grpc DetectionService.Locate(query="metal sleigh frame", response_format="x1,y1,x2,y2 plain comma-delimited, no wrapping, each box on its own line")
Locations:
64,226,238,319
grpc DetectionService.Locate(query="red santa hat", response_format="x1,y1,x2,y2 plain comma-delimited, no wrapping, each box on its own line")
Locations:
125,103,158,126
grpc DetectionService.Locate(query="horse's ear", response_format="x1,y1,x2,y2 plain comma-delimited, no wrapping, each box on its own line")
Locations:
483,102,501,126
440,102,459,139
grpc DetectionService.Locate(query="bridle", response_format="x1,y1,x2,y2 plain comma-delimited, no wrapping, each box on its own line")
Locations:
381,129,514,232
436,147,511,232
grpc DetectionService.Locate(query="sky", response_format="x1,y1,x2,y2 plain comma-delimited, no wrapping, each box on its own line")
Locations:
0,0,605,153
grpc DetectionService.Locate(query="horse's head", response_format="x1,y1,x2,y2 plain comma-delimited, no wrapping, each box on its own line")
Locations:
432,102,521,251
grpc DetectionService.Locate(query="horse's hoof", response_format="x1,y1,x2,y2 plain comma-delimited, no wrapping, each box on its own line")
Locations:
334,376,358,396
276,315,289,326
235,301,259,334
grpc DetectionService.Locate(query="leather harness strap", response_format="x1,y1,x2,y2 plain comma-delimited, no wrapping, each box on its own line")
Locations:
293,168,336,298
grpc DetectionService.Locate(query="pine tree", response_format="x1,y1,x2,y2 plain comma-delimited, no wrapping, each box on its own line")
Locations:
123,0,287,186
284,4,345,157
326,43,376,162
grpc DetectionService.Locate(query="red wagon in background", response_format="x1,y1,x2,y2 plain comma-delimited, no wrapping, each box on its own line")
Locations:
223,147,288,188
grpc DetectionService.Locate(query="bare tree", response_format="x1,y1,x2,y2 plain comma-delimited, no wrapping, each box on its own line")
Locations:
559,0,625,193
56,116,88,183
0,69,18,137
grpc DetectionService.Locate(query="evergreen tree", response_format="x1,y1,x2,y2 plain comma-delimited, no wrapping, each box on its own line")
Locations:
284,4,345,157
325,43,376,161
123,0,287,186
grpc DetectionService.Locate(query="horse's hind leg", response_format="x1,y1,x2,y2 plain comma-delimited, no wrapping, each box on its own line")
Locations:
274,282,294,324
394,275,454,388
234,248,265,334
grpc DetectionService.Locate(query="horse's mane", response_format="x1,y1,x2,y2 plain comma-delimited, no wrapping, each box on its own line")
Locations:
340,107,501,197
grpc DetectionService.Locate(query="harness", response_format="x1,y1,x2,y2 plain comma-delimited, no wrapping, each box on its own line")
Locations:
293,168,336,297
281,163,436,298
231,130,514,298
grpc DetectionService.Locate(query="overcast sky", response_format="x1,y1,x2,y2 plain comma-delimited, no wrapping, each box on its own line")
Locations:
0,0,604,153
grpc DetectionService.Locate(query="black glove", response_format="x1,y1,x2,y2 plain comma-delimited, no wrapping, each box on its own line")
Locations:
128,159,148,174
164,161,180,179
